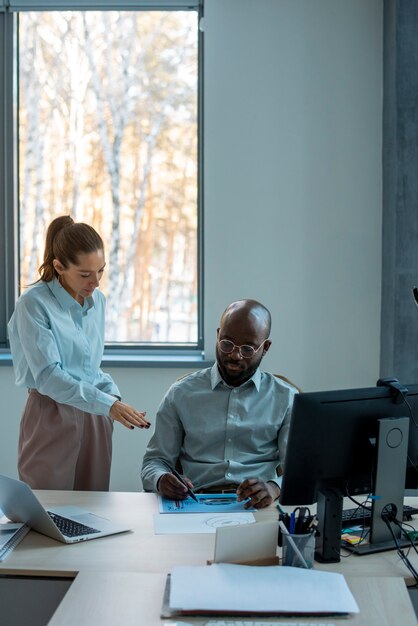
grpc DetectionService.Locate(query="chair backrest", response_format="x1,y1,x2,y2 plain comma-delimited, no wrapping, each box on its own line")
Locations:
274,374,303,394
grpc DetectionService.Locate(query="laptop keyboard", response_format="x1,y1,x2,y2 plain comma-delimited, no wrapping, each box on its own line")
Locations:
341,503,418,527
47,511,100,537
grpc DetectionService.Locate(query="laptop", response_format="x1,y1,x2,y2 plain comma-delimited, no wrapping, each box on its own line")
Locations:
0,474,131,544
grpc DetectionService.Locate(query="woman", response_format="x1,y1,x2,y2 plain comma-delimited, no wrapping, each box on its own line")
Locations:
8,215,150,490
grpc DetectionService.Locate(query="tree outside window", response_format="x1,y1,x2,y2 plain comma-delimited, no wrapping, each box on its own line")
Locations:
18,10,199,345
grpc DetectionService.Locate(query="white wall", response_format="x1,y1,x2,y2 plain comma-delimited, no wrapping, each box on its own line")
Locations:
0,0,383,491
0,365,196,492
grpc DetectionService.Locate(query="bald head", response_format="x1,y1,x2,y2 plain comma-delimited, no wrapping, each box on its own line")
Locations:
220,299,271,338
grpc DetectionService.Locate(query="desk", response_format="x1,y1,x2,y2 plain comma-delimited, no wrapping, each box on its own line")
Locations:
1,491,417,625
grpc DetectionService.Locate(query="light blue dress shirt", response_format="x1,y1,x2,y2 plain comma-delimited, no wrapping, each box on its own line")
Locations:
141,364,296,492
8,279,120,416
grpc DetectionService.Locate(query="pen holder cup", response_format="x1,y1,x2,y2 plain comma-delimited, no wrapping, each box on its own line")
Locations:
282,533,315,569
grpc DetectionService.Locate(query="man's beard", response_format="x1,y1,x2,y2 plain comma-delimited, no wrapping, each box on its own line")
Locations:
216,349,263,387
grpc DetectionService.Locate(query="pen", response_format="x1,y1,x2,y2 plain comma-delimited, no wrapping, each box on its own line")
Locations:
162,461,198,502
289,511,296,534
278,520,309,569
276,502,286,516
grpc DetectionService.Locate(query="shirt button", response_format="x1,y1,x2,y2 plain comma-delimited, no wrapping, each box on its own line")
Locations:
226,472,231,477
227,438,232,443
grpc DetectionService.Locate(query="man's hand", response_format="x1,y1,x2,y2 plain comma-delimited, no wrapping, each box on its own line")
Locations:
236,478,280,509
157,473,195,500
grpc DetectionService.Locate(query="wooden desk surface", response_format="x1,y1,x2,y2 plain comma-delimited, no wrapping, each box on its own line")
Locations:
1,491,265,576
1,491,417,625
2,491,418,580
48,572,417,626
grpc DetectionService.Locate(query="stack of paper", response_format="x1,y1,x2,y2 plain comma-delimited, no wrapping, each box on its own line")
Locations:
166,563,359,616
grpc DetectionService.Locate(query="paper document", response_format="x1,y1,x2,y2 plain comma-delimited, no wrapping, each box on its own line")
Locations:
214,520,278,563
0,523,30,562
154,512,255,534
159,493,256,513
168,563,360,615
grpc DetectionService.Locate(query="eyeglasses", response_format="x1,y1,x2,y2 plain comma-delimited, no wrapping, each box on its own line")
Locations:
217,339,268,359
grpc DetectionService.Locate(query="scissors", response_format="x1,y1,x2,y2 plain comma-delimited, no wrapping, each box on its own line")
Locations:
293,506,311,533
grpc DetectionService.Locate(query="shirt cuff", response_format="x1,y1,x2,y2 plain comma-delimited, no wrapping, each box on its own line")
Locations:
267,477,282,500
95,393,118,417
155,472,166,492
269,475,282,488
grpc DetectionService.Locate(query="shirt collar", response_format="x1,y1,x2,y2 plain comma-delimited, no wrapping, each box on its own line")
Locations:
47,278,95,313
210,362,261,391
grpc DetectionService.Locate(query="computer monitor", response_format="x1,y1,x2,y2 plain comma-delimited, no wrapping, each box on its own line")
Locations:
279,380,418,563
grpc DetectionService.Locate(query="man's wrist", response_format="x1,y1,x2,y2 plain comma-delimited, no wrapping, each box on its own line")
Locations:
267,481,280,501
156,473,166,492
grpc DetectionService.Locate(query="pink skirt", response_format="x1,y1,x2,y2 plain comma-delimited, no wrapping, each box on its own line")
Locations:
18,389,114,491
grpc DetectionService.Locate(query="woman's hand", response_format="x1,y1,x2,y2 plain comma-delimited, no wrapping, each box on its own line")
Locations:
109,400,150,430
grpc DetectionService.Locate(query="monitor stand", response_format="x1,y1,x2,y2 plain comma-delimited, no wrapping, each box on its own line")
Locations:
315,416,411,563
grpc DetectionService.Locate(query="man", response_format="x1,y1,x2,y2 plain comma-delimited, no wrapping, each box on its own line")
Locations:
141,299,297,509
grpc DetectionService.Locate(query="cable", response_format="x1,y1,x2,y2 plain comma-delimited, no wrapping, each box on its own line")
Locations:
399,394,418,477
345,493,372,511
381,515,418,584
392,517,418,557
403,395,418,429
340,489,371,556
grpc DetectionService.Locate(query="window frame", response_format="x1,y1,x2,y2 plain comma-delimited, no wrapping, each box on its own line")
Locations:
0,0,205,364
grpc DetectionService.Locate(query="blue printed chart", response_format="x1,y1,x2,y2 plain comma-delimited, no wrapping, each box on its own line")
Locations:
158,493,256,514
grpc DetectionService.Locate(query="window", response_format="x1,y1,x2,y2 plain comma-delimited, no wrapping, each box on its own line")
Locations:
0,1,203,355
